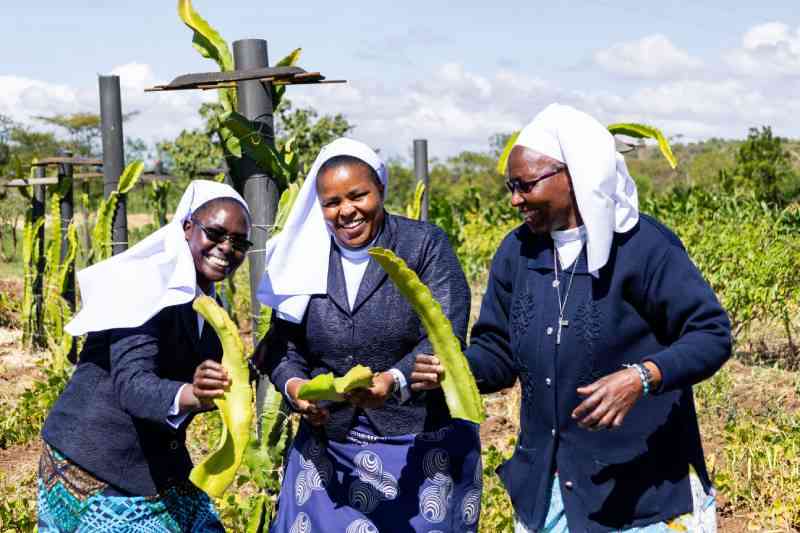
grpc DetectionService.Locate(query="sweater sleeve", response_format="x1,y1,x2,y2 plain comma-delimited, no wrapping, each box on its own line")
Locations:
255,316,311,402
109,319,185,426
465,237,519,394
393,226,471,383
641,243,732,393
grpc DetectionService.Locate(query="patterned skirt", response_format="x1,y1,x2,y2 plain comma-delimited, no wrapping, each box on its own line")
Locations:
270,416,482,533
37,441,224,532
514,473,717,533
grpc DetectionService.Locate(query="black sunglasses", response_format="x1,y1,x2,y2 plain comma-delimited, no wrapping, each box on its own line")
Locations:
505,166,566,194
191,219,253,252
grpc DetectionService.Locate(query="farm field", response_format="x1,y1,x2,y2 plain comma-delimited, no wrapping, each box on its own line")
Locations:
2,2,800,530
2,274,800,531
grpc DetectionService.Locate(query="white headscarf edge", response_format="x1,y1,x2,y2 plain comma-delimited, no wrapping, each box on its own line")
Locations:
65,180,249,336
256,138,387,324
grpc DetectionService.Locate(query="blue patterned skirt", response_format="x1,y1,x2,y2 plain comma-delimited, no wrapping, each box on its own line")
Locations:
37,441,224,532
270,416,482,532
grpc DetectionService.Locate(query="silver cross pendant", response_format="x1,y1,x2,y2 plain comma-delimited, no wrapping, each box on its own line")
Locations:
556,319,569,345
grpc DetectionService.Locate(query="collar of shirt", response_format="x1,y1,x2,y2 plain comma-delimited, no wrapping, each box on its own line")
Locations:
550,225,596,276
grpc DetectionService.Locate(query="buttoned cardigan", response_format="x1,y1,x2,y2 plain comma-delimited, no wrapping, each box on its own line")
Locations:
466,215,731,532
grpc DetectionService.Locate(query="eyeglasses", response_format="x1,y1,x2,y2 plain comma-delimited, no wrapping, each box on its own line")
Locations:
505,166,566,195
191,219,253,252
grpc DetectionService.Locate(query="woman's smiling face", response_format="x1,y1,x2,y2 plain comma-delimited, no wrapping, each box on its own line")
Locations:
184,198,251,292
316,158,385,250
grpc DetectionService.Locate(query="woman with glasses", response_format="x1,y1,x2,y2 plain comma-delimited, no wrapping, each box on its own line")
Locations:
412,104,730,532
39,180,251,532
254,138,480,532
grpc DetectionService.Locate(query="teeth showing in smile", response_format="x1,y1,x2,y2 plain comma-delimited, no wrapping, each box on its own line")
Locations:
340,219,365,230
207,256,229,268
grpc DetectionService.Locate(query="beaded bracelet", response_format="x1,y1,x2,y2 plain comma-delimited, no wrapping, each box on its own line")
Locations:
622,363,651,397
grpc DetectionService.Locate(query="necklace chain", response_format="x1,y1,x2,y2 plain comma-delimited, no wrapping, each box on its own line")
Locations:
553,245,580,345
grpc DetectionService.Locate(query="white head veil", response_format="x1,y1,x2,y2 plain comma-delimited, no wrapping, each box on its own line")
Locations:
256,137,388,323
65,180,249,336
514,103,639,274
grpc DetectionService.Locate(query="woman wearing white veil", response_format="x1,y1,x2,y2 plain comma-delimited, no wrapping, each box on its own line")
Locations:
39,180,252,532
413,104,730,532
254,138,482,532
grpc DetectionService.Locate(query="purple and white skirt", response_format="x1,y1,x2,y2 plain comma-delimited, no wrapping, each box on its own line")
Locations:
270,416,482,532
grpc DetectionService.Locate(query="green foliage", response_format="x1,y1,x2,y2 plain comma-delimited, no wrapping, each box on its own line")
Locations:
480,444,515,532
725,126,798,206
274,99,353,175
0,476,37,532
369,247,485,423
496,131,519,176
91,161,144,262
222,111,299,189
147,181,173,227
0,291,19,328
0,362,72,448
642,188,800,343
405,181,426,220
177,0,234,72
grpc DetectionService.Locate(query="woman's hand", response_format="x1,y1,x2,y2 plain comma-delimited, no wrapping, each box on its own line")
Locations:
189,359,230,410
572,362,662,430
345,372,395,409
287,379,330,427
410,354,444,391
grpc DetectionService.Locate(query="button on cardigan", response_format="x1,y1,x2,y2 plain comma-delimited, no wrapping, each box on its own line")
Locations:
466,215,731,532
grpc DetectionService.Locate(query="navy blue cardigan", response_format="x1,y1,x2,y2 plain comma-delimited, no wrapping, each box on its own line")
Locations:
42,301,221,496
466,215,731,532
260,213,470,441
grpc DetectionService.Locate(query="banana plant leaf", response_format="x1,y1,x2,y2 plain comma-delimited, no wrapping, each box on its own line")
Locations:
297,365,374,401
189,296,253,498
368,248,485,424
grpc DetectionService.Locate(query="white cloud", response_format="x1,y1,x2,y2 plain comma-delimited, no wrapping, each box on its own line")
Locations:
0,63,214,152
593,34,702,79
727,22,800,78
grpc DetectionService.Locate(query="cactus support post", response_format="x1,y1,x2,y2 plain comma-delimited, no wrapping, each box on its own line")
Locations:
413,139,429,221
231,38,280,437
99,75,128,256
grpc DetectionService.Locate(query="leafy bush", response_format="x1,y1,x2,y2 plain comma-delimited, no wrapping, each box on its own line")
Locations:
0,363,71,448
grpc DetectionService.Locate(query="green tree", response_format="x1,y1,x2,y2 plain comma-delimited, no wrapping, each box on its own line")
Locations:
729,126,798,205
34,111,139,156
275,99,353,174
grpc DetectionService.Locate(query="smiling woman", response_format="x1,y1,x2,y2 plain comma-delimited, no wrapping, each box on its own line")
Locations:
184,197,253,292
316,154,385,249
255,138,479,532
38,181,251,532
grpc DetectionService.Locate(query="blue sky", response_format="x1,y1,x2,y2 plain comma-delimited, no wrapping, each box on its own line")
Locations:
2,1,799,159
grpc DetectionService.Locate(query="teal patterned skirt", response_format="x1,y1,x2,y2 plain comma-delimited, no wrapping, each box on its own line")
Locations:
37,441,224,532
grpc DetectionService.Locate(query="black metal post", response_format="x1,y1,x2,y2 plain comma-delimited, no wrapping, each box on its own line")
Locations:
32,168,46,347
99,75,127,255
233,39,279,341
413,139,430,221
233,38,279,437
57,151,76,362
